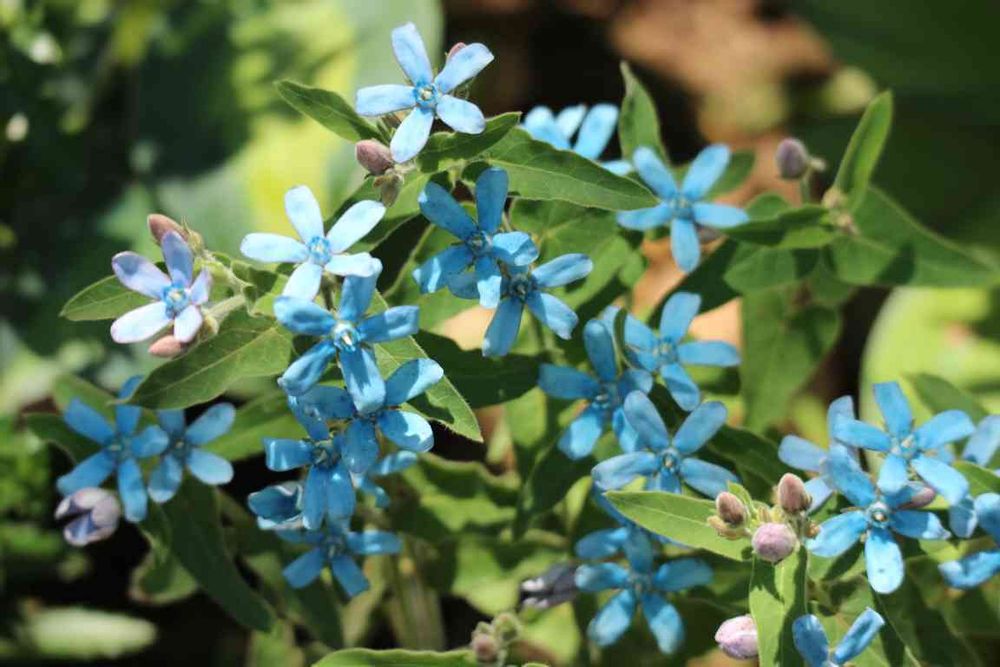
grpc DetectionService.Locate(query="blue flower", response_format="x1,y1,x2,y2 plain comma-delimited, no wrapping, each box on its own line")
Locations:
111,231,212,344
961,415,1000,468
793,608,884,667
248,481,304,530
575,554,712,653
55,376,169,523
576,492,671,566
778,396,857,512
355,451,419,508
539,319,652,459
355,23,494,162
616,145,748,272
610,292,740,411
807,448,950,594
276,519,401,595
450,254,593,357
262,390,357,529
413,168,538,308
939,493,1000,589
148,404,236,503
833,381,974,505
241,186,384,300
274,261,419,411
522,104,630,175
592,392,736,497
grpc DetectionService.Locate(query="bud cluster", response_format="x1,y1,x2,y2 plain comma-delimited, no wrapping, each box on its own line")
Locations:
470,612,521,666
355,139,406,206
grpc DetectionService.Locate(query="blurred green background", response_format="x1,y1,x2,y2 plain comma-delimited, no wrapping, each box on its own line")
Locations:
1,0,998,663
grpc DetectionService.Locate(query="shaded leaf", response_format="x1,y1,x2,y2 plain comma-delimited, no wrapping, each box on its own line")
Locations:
274,80,382,142
618,61,664,160
834,91,893,206
60,275,149,322
908,373,989,422
416,113,521,173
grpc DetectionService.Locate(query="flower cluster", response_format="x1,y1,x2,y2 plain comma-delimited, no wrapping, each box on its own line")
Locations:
522,104,630,175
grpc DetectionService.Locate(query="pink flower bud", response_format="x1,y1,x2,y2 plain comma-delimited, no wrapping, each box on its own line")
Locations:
778,473,812,514
752,523,797,563
716,491,747,526
715,614,758,660
775,138,810,180
447,42,467,61
147,213,185,245
355,139,394,175
148,334,187,358
471,633,498,663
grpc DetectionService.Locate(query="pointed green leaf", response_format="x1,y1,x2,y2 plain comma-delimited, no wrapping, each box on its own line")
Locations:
619,62,664,160
314,649,476,666
274,80,382,142
954,461,1000,495
750,550,809,667
724,248,820,291
834,91,893,205
24,413,99,462
908,373,989,422
726,205,836,249
60,275,148,322
416,112,521,173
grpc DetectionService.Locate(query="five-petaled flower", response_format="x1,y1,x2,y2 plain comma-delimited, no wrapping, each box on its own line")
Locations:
274,261,419,411
241,186,384,300
539,318,652,459
522,104,630,174
111,231,211,344
593,392,736,497
617,145,748,272
778,396,857,512
833,381,973,505
413,168,537,308
148,404,236,503
277,519,401,595
793,608,884,667
612,292,740,412
939,492,1000,589
807,448,950,594
449,253,593,357
356,22,494,162
56,376,169,523
576,546,712,654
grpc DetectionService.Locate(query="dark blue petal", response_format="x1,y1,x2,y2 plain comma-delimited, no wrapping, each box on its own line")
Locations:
652,558,713,592
832,607,884,664
592,451,658,490
622,391,670,451
339,270,380,323
792,615,830,667
557,405,604,460
186,450,233,486
359,306,419,343
583,319,617,382
474,166,508,234
117,458,148,523
974,492,1000,543
283,547,325,589
641,594,684,654
186,403,235,446
280,342,337,396
412,244,473,293
826,448,876,507
575,562,629,592
531,254,593,289
339,347,386,415
330,554,370,598
64,399,114,445
148,455,184,503
538,364,599,400
574,526,629,559
56,451,116,496
264,439,313,472
678,457,738,498
483,299,524,357
661,362,700,412
384,359,443,406
659,291,700,343
346,530,402,555
490,231,538,267
418,181,477,240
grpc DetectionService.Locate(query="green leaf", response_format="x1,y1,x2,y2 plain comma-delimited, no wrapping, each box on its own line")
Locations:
834,91,893,206
606,491,751,561
314,649,475,666
130,310,294,409
51,374,115,415
60,275,149,322
656,239,741,317
206,393,301,462
129,548,198,606
274,80,382,142
465,128,658,210
742,289,842,431
149,481,274,631
415,331,541,408
513,444,594,536
618,62,664,160
18,607,157,661
707,150,756,199
416,113,521,173
723,247,820,291
954,461,1000,495
750,549,808,667
23,413,98,462
825,187,999,287
908,373,989,422
726,205,837,249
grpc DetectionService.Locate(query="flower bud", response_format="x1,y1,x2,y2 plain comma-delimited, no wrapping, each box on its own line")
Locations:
446,42,467,61
775,138,810,180
471,633,499,664
900,485,937,509
147,213,185,245
715,614,758,660
55,488,121,547
778,473,811,514
492,611,520,644
148,334,187,358
355,139,394,175
374,172,404,206
716,491,747,526
752,522,797,563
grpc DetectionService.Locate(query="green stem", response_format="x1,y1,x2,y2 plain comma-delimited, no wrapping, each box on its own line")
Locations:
202,250,252,292
208,294,246,320
798,170,813,204
384,541,445,650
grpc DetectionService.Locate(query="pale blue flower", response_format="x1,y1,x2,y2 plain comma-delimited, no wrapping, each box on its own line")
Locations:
111,231,211,344
617,145,748,272
940,493,1000,589
778,396,856,512
148,404,235,503
793,608,884,667
950,415,1000,537
356,23,494,162
522,104,630,174
241,186,384,300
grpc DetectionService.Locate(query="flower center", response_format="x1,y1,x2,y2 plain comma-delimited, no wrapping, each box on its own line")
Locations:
104,435,132,462
415,84,438,109
508,274,535,302
311,441,339,468
307,236,332,265
592,382,619,417
890,434,916,459
161,284,190,317
330,320,360,352
667,194,693,219
627,569,654,595
465,230,490,256
866,501,891,527
660,449,680,472
322,533,348,560
656,338,678,364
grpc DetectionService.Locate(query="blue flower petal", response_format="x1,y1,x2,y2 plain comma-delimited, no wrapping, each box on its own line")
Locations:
670,217,701,272
148,455,184,504
378,410,434,453
131,425,170,458
602,159,631,175
157,409,186,439
483,298,524,357
575,562,629,592
778,436,825,472
673,401,727,454
371,451,419,477
56,451,116,496
681,144,730,200
826,448,876,507
652,558,713,592
827,395,856,441
555,105,587,138
592,451,659,490
326,461,356,519
412,244,474,293
523,106,569,148
526,292,578,340
538,364,599,400
112,252,170,299
248,482,301,524
391,106,435,162
963,416,1000,466
186,403,235,446
283,547,325,589
557,405,605,459
531,253,593,288
575,526,628,559
490,231,538,267
834,419,892,452
659,291,700,343
805,476,836,512
873,381,913,440
111,302,172,344
642,594,684,655
914,410,975,451
355,84,416,116
865,526,904,593
677,340,740,367
612,407,642,454
435,42,493,93
446,273,479,299
339,347,386,415
274,297,335,336
384,359,443,407
345,419,379,475
588,589,638,647
188,270,211,305
391,22,433,85
330,554,370,597
647,469,682,493
301,466,328,530
876,453,910,496
418,181,477,240
939,549,1000,589
661,362,700,412
240,233,307,264
949,496,978,538
283,262,324,301
807,510,867,557
792,615,830,667
326,253,381,278
975,493,1000,542
347,530,402,555
284,185,324,243
339,270,380,323
832,607,885,664
359,305,419,343
280,341,337,397
691,202,748,229
911,455,968,505
161,231,193,285
889,509,949,540
186,450,233,485
474,256,502,309
574,104,618,159
632,146,678,199
117,458,148,523
679,457,737,497
64,399,114,445
472,167,508,234
616,203,672,230
264,439,313,472
327,200,385,253
622,391,670,451
436,95,486,134
618,369,654,401
172,305,203,344
583,319,617,382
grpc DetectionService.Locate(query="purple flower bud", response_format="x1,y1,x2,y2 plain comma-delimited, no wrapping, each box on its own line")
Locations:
715,614,758,660
900,485,937,509
147,213,185,245
355,139,394,175
55,488,121,547
775,138,810,180
752,522,797,563
716,491,747,526
446,42,467,61
778,473,811,514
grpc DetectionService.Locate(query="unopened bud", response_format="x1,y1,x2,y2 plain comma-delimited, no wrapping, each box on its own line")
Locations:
446,42,467,61
716,491,747,526
752,523,797,563
775,138,813,180
355,139,394,175
148,335,187,358
55,488,121,546
778,473,811,514
715,614,758,660
147,214,185,245
492,612,520,644
471,633,498,664
900,485,937,509
374,173,403,206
